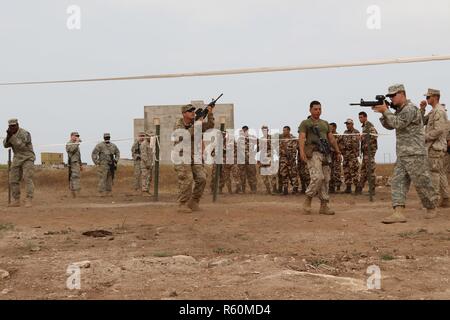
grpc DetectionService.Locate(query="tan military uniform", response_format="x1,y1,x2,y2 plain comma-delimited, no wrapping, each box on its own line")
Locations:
258,134,278,194
422,103,449,203
298,118,331,202
173,112,214,207
236,134,258,193
140,137,155,193
131,139,143,191
3,127,35,202
66,140,82,192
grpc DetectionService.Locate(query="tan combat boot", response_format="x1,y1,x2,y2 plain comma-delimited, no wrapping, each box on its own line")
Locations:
439,198,449,208
24,198,32,208
177,203,193,213
319,201,335,215
303,196,313,215
187,199,201,212
382,206,407,224
424,208,437,219
8,199,21,208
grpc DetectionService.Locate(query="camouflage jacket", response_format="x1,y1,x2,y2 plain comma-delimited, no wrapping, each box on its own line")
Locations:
3,128,36,166
66,141,81,163
421,103,449,153
91,142,120,166
338,129,360,158
236,134,258,165
258,134,275,167
140,139,154,168
131,140,142,161
173,113,214,161
361,121,378,156
279,134,298,162
380,100,426,157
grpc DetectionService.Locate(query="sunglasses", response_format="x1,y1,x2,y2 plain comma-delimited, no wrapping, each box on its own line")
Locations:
426,96,431,99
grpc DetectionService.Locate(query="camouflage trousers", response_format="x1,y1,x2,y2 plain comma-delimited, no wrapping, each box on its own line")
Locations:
133,160,141,190
238,164,257,192
342,155,359,186
358,154,376,189
69,161,81,192
141,164,153,192
10,160,34,200
97,164,114,192
279,158,299,188
391,155,437,209
297,160,310,189
210,164,232,193
174,164,207,204
330,152,342,189
259,165,277,193
305,152,330,201
445,153,450,173
428,150,449,201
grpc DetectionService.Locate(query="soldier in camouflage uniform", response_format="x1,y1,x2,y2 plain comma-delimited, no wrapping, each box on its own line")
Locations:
328,123,342,193
445,122,450,179
296,148,310,193
131,132,145,192
279,126,299,195
355,112,378,195
237,126,258,193
299,101,342,215
420,88,449,208
3,119,35,208
66,131,82,198
140,131,155,196
173,104,214,213
91,133,120,197
373,84,438,223
210,132,233,194
339,119,360,194
258,125,278,194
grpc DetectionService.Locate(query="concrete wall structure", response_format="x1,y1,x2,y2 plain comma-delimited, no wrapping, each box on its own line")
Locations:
140,101,234,164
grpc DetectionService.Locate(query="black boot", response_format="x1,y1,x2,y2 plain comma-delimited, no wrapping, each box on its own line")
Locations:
336,185,341,193
293,187,298,194
355,186,363,195
345,184,352,194
329,185,335,194
283,187,288,195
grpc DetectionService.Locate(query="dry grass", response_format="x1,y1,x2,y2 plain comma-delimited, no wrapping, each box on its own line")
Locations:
0,163,394,193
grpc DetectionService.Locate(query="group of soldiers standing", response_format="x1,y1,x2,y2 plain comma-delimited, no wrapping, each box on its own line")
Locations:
4,84,450,225
207,114,378,199
329,112,378,195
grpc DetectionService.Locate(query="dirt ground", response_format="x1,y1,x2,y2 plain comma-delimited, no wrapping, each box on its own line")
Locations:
0,165,449,300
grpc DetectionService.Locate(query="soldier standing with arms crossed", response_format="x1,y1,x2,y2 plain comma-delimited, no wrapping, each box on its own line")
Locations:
420,88,449,208
3,119,35,208
372,84,438,224
66,131,82,198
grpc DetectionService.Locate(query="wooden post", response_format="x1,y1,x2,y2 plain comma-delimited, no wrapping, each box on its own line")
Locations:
153,118,160,202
